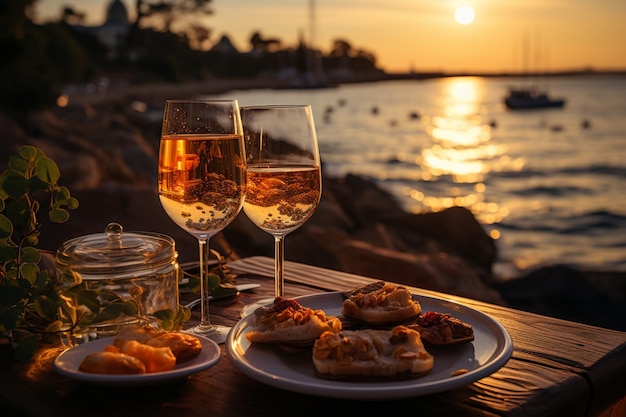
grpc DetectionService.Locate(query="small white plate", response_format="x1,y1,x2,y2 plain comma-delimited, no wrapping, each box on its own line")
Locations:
227,292,513,400
54,335,221,386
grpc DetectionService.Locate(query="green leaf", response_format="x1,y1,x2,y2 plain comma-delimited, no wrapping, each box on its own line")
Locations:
45,320,64,332
187,274,200,293
18,145,40,163
207,272,221,290
76,289,101,313
122,300,139,316
152,308,175,321
34,295,58,319
92,301,125,323
0,214,12,242
99,289,123,304
57,297,77,326
67,197,79,210
4,196,30,225
156,305,191,331
8,154,30,175
33,270,49,289
56,186,71,201
36,156,60,184
49,208,69,223
25,235,40,246
20,263,40,284
0,171,28,198
53,187,79,210
20,246,41,263
27,175,49,191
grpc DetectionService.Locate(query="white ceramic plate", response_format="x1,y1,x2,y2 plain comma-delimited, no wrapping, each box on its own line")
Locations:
227,292,513,400
54,335,221,386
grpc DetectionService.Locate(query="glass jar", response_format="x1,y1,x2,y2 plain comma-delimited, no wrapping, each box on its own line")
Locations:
55,222,179,342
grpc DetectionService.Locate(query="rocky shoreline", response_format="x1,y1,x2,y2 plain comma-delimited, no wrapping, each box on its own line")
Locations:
2,79,624,332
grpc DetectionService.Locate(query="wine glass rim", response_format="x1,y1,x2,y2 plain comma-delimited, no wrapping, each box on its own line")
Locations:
240,104,311,110
165,98,239,104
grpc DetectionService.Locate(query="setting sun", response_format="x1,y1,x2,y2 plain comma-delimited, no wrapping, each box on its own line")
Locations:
454,6,475,25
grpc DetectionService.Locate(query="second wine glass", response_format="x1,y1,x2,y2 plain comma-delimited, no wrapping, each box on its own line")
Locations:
240,105,322,317
158,99,246,343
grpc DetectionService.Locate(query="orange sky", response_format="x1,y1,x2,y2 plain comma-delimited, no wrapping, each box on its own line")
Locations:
35,0,626,73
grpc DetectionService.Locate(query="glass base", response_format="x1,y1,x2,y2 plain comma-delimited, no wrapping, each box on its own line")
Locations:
240,297,275,318
185,322,231,344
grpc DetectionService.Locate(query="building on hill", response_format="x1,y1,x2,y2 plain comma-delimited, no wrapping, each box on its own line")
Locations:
210,35,240,54
71,0,130,60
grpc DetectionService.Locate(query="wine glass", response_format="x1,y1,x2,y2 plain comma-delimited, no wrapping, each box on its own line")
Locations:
158,99,246,343
239,105,322,317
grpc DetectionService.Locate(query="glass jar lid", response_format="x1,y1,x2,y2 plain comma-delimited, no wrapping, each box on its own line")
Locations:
55,222,177,278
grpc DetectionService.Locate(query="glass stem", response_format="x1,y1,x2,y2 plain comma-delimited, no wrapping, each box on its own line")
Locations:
274,235,285,298
198,238,212,328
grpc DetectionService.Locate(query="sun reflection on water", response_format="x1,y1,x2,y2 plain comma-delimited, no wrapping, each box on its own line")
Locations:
406,77,521,236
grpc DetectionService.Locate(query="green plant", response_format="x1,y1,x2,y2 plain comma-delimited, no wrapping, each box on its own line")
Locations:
0,145,79,361
180,249,238,299
0,146,233,361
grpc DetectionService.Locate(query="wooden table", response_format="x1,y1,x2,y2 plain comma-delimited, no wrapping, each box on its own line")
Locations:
2,256,625,417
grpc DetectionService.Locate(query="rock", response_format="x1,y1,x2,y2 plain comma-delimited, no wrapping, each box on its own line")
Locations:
392,207,497,280
325,174,402,226
494,265,626,331
286,227,505,305
321,175,496,276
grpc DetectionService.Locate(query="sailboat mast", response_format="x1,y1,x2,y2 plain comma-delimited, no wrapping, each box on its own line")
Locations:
523,31,529,75
306,0,322,81
308,0,317,77
309,0,315,51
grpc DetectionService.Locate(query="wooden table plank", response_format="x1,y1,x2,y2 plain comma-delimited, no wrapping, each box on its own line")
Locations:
1,257,624,417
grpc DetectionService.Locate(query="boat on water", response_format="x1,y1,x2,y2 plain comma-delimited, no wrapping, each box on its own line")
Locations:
505,32,566,110
504,87,565,110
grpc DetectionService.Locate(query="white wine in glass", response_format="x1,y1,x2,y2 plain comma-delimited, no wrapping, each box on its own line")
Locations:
158,99,246,342
240,105,322,317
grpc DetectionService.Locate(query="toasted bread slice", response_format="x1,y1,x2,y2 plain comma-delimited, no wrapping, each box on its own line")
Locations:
342,282,421,325
245,297,342,348
312,325,434,380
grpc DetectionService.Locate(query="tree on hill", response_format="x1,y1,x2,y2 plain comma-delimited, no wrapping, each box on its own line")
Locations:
0,0,90,114
132,0,214,49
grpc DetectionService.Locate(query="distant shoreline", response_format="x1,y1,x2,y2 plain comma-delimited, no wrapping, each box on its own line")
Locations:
374,67,626,80
67,68,626,108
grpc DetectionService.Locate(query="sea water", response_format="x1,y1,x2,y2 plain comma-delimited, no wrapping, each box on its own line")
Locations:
211,75,626,277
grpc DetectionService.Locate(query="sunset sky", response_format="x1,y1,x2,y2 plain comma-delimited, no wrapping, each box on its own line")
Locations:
34,0,626,73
